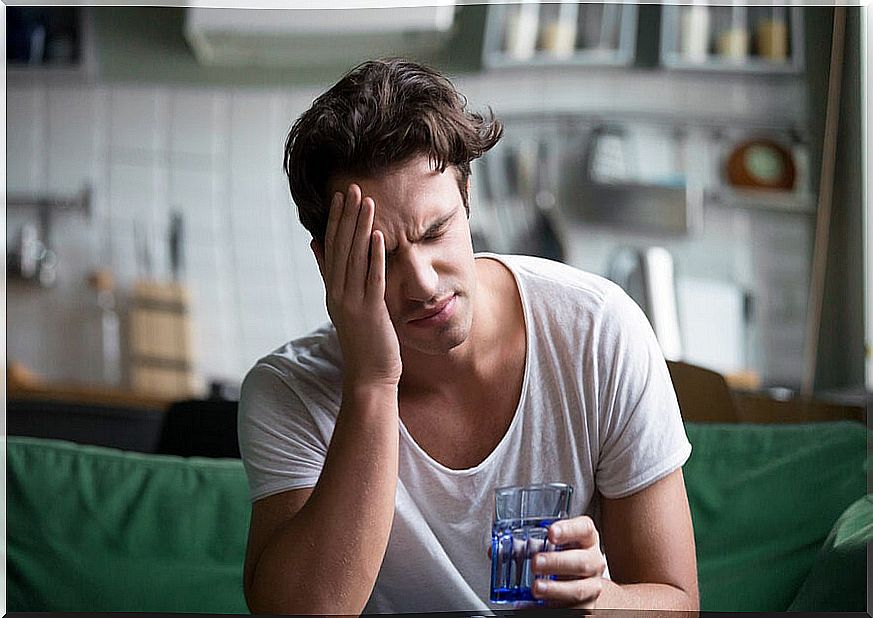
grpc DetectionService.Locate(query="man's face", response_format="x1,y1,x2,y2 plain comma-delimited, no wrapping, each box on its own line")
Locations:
328,156,477,356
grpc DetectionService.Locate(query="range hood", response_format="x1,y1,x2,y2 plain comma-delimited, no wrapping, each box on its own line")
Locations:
184,4,456,68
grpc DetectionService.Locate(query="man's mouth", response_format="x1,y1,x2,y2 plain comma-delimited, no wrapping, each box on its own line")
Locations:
407,294,457,325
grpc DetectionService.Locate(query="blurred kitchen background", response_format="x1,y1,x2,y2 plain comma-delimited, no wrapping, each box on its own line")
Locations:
6,3,869,415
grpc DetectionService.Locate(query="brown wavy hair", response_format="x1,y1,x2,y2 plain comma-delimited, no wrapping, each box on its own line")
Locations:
283,58,504,245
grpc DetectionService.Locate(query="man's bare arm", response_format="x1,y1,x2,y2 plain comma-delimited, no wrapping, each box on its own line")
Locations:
244,186,403,614
596,468,699,610
244,384,399,614
530,468,698,610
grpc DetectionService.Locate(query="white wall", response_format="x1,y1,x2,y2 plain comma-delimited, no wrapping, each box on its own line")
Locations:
7,67,809,389
7,83,329,387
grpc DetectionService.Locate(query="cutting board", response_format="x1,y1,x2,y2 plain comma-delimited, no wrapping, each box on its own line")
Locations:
128,280,198,398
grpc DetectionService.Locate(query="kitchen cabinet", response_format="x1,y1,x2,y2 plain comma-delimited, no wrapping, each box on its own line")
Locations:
184,5,456,69
7,6,98,84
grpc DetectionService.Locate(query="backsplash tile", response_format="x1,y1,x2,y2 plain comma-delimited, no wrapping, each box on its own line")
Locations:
7,83,328,388
46,87,99,194
108,88,166,153
7,88,48,193
169,90,227,158
7,68,813,391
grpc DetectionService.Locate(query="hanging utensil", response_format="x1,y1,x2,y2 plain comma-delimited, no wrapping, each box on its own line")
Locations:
169,210,184,281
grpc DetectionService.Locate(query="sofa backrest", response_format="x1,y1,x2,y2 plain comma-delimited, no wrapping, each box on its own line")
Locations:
6,421,869,613
6,436,250,613
683,421,868,611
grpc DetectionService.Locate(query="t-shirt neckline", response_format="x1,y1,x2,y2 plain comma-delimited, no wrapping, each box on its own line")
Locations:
397,253,533,476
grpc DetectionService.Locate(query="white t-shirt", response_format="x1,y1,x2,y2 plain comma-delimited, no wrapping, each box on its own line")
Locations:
238,253,692,613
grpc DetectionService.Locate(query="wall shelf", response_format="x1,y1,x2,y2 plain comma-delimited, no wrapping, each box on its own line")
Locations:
660,5,804,74
7,186,92,216
7,185,92,287
705,187,815,215
482,2,637,69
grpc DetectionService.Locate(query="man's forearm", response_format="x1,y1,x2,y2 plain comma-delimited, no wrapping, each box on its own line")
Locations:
246,384,400,614
595,579,699,611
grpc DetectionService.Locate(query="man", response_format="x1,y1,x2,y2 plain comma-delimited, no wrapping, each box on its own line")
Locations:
238,58,698,615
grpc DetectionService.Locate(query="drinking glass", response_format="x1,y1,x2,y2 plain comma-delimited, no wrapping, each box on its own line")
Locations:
489,482,574,604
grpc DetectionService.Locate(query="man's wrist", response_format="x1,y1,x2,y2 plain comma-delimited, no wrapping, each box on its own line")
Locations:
342,380,400,413
593,579,699,611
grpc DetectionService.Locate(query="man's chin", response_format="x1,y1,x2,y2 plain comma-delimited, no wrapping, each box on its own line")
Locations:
399,325,469,357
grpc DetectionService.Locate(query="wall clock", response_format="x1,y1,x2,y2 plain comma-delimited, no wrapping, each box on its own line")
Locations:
726,139,796,190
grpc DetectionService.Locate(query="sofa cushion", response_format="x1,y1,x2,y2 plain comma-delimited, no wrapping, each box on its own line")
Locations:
683,421,868,612
6,436,251,613
787,493,873,612
7,422,868,613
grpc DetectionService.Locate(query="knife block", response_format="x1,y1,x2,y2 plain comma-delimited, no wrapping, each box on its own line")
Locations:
128,280,197,398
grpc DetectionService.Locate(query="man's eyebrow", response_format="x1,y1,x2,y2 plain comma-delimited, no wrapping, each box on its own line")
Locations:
412,208,457,242
385,207,459,257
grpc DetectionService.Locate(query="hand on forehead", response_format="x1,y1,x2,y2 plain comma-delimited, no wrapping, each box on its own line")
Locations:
327,157,465,250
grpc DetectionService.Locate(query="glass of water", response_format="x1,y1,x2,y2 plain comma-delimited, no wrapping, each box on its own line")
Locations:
490,482,574,604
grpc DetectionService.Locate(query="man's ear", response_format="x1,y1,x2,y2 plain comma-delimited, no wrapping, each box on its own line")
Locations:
310,238,326,279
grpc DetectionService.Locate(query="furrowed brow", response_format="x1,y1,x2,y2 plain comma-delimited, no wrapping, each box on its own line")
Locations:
386,207,459,257
413,208,457,242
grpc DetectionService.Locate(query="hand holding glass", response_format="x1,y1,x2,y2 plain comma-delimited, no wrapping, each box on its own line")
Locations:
490,483,574,604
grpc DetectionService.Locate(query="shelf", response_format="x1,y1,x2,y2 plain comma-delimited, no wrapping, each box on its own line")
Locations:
7,186,92,287
482,2,637,70
659,5,804,75
7,185,92,216
568,180,696,237
484,49,633,70
660,56,803,75
705,187,815,214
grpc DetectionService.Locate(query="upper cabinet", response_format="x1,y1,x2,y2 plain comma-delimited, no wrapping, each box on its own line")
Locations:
7,6,97,82
481,2,637,68
480,2,804,75
184,5,456,69
7,7,82,68
659,5,804,73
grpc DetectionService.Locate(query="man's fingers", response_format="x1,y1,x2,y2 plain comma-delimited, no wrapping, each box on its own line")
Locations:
346,197,374,296
323,191,343,274
366,230,386,301
329,184,362,292
532,576,602,609
529,517,605,610
530,547,605,579
549,516,598,548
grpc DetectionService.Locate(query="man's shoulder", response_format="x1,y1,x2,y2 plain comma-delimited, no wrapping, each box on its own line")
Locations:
488,253,622,307
244,321,343,390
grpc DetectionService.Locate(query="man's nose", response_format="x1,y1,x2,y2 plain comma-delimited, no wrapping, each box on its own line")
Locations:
398,248,438,302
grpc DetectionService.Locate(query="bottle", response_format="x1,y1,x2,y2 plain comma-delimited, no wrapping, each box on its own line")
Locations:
681,3,710,64
88,269,122,387
756,6,788,62
716,4,749,63
540,1,576,59
505,1,539,61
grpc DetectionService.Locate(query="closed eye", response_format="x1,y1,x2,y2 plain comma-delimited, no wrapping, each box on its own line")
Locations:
420,209,457,241
423,228,446,241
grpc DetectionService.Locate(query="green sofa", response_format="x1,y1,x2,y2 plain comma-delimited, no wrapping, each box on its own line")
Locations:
6,421,869,613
